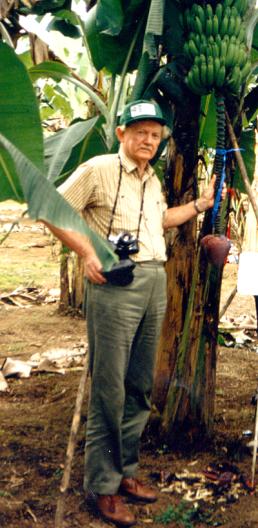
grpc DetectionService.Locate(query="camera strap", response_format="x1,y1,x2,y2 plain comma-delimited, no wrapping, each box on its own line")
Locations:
107,157,146,239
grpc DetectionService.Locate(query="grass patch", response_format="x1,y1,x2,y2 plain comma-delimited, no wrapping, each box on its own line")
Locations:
0,261,59,292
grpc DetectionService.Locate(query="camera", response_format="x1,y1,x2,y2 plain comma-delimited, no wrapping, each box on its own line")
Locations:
102,231,139,286
108,231,139,259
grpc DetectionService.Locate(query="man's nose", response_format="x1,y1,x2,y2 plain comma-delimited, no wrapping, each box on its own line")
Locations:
144,134,153,144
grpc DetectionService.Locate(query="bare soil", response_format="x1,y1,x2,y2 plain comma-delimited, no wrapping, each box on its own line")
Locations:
0,202,258,528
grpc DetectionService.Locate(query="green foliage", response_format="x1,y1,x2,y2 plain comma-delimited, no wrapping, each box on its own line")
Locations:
83,1,149,74
155,502,197,527
44,117,107,183
0,42,44,203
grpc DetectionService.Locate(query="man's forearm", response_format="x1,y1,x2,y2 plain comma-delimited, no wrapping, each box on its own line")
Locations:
163,200,202,229
163,175,218,230
42,221,95,258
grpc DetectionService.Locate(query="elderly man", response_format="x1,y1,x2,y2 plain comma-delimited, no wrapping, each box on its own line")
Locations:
46,100,218,526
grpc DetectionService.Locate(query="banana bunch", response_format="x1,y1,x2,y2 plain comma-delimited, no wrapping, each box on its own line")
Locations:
182,1,252,95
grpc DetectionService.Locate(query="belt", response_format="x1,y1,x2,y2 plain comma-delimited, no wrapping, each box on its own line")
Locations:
135,261,165,267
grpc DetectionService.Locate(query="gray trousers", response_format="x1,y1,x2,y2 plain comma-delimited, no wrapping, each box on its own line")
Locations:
84,262,167,495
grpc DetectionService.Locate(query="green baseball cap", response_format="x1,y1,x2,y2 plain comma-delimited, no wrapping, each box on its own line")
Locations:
119,99,166,127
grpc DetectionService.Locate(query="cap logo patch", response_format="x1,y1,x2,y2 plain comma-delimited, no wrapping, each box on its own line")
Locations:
130,103,156,118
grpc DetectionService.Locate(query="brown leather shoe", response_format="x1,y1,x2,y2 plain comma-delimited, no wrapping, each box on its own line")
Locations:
96,494,136,526
120,477,157,503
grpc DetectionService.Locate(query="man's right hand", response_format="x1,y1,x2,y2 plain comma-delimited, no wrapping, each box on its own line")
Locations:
83,254,107,284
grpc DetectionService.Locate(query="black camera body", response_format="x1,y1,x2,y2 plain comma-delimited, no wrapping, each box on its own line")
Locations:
108,231,139,259
103,231,139,286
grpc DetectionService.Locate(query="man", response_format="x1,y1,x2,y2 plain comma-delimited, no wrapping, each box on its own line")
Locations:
46,100,218,526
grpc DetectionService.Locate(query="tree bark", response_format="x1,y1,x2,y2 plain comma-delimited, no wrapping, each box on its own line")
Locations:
152,95,200,417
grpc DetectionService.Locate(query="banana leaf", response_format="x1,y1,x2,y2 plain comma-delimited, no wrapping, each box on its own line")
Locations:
199,94,217,149
244,85,258,122
45,117,99,182
44,117,108,185
96,0,124,36
0,42,44,203
0,133,118,270
162,0,184,56
83,2,149,74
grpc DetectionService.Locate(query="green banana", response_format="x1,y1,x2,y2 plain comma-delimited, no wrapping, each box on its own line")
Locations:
192,64,202,86
206,17,213,37
196,4,205,27
223,0,235,8
227,65,241,93
212,15,219,36
205,3,213,19
240,60,251,81
234,15,242,37
216,64,226,87
192,32,201,49
188,39,199,58
186,71,203,95
207,57,214,86
225,41,236,68
200,61,207,86
212,42,220,59
238,26,246,43
193,15,203,35
220,16,229,37
220,39,228,59
233,0,248,16
238,46,247,68
227,15,237,37
214,57,221,79
215,3,223,26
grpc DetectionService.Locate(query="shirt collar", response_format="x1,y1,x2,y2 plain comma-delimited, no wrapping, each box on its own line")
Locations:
118,145,155,180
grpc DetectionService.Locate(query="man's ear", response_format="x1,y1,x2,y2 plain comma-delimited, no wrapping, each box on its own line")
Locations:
115,126,125,142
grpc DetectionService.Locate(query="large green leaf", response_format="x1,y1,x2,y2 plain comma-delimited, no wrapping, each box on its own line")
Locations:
47,9,81,38
44,117,108,184
0,42,44,203
45,117,99,182
244,85,258,122
162,0,184,56
199,94,217,149
96,0,124,36
0,133,118,271
83,2,149,74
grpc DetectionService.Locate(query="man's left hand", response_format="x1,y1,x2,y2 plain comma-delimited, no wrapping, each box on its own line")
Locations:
197,175,227,213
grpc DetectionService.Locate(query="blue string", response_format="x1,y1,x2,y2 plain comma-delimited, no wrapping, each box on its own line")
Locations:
211,148,243,226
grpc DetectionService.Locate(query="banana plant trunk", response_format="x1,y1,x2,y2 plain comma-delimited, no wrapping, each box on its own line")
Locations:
152,94,225,441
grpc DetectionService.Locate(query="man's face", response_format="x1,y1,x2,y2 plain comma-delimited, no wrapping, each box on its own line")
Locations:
117,120,163,165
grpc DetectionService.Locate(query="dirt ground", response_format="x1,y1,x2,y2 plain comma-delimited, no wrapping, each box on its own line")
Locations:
0,202,258,528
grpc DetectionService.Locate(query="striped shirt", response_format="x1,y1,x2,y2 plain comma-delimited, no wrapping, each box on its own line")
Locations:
58,146,168,262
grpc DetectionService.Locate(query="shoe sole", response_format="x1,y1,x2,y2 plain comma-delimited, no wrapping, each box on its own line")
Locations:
86,496,136,527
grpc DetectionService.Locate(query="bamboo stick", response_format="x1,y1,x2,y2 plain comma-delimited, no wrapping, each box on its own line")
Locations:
219,286,237,319
251,396,258,488
226,113,258,224
55,365,89,528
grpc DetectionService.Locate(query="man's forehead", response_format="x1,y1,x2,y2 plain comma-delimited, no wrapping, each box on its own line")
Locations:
127,120,162,131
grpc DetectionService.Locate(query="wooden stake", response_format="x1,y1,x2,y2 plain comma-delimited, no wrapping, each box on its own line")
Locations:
55,365,89,528
226,113,258,224
251,396,258,488
219,286,237,319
